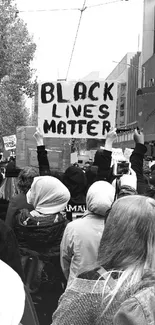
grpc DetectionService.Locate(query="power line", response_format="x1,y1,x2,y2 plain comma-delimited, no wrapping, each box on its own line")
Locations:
17,0,130,80
65,0,87,80
18,8,81,13
86,0,123,9
18,0,125,13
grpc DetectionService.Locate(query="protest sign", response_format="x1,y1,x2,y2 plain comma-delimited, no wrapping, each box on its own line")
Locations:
3,135,16,151
38,80,117,139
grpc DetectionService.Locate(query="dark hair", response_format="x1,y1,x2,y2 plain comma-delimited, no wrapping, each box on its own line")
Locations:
85,161,91,165
17,167,39,194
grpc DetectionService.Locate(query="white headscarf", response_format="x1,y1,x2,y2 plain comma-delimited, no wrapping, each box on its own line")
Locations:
86,181,115,216
0,260,25,325
26,176,70,215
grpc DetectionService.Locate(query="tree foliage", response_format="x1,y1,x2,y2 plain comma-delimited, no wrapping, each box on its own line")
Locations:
0,0,36,136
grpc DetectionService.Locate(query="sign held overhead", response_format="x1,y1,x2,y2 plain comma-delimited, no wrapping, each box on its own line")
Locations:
38,80,117,138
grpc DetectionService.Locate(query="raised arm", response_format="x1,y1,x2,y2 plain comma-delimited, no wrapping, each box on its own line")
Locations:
130,129,148,194
96,128,117,182
33,127,51,176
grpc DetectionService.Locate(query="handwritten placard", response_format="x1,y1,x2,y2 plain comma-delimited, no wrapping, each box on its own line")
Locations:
38,80,117,138
3,135,16,150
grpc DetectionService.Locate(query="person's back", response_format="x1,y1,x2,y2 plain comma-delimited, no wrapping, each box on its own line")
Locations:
63,166,87,220
61,213,105,284
60,181,115,285
13,176,70,324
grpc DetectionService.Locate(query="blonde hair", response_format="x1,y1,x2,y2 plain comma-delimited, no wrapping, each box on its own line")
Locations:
97,195,155,312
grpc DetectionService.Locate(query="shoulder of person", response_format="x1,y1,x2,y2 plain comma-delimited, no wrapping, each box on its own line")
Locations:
114,285,155,325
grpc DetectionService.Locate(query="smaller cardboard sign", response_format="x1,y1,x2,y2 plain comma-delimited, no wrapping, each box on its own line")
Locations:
3,135,16,151
16,126,71,172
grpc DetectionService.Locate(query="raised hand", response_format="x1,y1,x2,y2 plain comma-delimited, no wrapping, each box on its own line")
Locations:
33,127,44,146
105,127,117,151
133,129,144,144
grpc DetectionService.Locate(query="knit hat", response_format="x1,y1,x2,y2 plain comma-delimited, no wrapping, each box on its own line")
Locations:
86,181,115,216
26,176,70,214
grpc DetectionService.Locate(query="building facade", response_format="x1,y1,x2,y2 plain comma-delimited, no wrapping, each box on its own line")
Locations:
142,0,155,86
137,0,155,156
106,52,136,128
127,52,141,126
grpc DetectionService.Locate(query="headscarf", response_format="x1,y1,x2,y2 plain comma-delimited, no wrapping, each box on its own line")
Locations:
26,176,70,215
86,181,115,216
63,166,87,204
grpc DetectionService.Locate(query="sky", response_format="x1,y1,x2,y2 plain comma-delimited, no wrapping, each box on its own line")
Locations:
15,0,144,81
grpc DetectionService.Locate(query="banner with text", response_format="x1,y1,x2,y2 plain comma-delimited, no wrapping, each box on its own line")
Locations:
38,80,117,138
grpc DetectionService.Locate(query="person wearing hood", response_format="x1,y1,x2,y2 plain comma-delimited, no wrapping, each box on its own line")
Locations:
60,180,115,286
13,175,70,324
63,165,87,221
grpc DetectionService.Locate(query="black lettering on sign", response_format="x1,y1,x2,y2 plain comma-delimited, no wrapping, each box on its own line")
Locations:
67,120,76,135
103,82,114,101
74,82,87,101
88,82,100,101
98,104,109,119
57,83,69,103
102,120,111,135
41,83,54,103
43,120,56,134
52,104,61,118
57,121,66,134
83,104,95,118
77,120,87,133
87,120,99,136
71,105,82,117
66,105,70,118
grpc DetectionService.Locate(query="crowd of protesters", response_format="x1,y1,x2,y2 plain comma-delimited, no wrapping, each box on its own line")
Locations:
0,127,155,324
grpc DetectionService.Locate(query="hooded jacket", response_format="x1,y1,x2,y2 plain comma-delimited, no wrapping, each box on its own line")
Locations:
63,166,87,220
60,181,115,285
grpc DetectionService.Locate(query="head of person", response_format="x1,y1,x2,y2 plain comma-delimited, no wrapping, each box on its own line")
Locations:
26,175,70,215
17,167,39,194
98,195,155,288
73,163,79,168
0,161,21,201
86,181,115,217
63,165,87,199
83,161,91,172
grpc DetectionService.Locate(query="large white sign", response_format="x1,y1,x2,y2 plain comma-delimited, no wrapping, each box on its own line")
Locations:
38,80,117,138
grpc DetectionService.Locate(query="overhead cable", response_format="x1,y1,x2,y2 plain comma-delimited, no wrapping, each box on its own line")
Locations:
18,0,124,13
65,0,87,80
86,0,122,9
18,8,81,13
